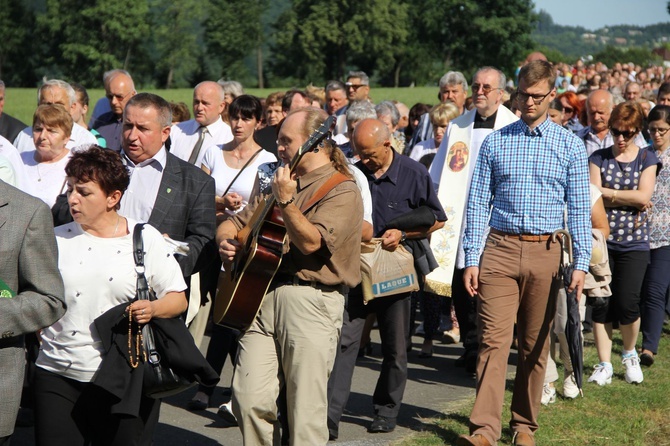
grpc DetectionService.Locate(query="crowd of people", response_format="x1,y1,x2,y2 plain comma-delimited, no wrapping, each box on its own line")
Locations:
1,51,670,446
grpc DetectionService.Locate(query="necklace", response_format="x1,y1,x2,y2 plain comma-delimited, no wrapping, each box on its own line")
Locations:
112,215,121,237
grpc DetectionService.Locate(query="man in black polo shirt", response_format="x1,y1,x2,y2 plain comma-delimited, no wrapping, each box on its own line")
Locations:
327,118,446,437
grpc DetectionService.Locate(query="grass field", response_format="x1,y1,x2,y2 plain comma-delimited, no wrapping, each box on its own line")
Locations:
397,330,670,446
3,87,441,127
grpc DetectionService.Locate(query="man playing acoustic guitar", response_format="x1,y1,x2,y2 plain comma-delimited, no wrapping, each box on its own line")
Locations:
216,107,363,445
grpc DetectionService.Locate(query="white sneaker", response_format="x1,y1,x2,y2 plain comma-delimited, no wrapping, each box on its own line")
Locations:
541,383,556,405
217,401,238,426
562,373,580,399
443,329,460,344
622,354,644,384
588,362,613,386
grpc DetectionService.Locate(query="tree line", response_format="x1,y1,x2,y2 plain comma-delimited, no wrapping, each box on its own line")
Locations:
0,0,537,90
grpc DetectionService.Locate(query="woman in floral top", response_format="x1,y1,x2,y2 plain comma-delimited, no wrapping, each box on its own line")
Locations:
588,101,659,386
640,105,670,367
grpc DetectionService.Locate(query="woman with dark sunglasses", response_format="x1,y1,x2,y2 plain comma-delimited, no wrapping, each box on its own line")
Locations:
587,101,660,386
639,105,670,367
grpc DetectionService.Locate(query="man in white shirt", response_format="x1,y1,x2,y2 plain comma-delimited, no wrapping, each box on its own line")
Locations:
169,81,233,167
13,80,97,153
120,92,216,280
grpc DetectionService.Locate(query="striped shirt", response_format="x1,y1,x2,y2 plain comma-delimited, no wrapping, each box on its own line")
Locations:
463,118,592,271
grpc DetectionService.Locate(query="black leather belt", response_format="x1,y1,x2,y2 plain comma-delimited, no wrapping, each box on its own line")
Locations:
271,274,346,294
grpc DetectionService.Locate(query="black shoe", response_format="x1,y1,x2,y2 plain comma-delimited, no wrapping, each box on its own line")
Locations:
640,352,655,367
455,352,467,367
368,416,396,433
328,430,338,441
187,399,208,411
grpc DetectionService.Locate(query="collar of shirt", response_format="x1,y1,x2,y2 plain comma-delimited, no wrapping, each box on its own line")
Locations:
518,116,551,137
473,110,497,129
368,150,400,185
200,117,225,137
296,163,334,191
122,146,168,171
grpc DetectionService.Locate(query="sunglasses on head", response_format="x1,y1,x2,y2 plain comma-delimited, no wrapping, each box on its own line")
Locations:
610,127,637,139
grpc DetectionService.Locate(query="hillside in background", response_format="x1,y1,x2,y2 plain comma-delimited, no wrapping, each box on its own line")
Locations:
532,9,670,61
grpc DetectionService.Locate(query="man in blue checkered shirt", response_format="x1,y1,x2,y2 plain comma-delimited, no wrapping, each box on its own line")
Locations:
457,60,591,446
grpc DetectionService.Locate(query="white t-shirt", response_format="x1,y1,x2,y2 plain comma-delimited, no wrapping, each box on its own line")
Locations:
37,220,187,382
201,146,277,216
20,150,72,208
409,138,437,163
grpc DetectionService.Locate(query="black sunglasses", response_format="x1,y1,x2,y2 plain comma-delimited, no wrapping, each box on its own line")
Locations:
610,128,637,139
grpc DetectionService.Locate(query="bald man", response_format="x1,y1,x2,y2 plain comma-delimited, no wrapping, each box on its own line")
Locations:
327,119,446,437
92,71,137,151
577,89,646,156
170,81,233,167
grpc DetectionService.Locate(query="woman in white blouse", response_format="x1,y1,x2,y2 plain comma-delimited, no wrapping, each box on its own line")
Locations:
201,94,277,222
34,147,188,445
21,104,73,208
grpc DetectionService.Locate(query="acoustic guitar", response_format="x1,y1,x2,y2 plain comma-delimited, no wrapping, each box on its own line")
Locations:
213,115,336,330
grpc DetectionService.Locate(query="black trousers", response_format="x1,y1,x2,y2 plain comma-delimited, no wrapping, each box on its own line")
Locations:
33,367,160,446
452,267,479,352
327,288,410,434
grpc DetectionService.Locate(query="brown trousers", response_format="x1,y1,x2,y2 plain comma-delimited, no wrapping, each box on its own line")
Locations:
469,231,561,445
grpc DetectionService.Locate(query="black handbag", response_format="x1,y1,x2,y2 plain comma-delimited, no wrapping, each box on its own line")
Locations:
132,223,196,399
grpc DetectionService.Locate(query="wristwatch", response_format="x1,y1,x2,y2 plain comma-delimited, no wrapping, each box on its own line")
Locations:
400,231,407,242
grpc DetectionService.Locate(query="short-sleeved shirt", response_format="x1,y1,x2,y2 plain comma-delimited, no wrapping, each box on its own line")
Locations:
356,151,446,237
589,146,660,251
230,163,363,288
37,220,187,382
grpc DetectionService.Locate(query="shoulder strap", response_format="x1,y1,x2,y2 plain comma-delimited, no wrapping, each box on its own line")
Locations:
221,148,265,197
299,172,351,214
133,223,147,267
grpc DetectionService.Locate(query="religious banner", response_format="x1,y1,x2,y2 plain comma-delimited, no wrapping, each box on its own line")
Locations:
424,112,475,296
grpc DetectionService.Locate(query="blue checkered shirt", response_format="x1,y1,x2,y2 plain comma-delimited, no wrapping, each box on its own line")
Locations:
463,118,592,271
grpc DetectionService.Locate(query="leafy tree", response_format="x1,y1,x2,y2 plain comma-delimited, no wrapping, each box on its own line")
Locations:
271,0,409,85
0,0,36,85
203,0,266,86
150,0,205,88
36,0,150,86
404,0,535,84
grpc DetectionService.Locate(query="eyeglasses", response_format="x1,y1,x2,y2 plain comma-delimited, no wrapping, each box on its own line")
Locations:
649,127,670,137
472,83,502,95
106,90,133,102
610,127,638,139
345,83,366,91
563,107,574,113
516,89,553,105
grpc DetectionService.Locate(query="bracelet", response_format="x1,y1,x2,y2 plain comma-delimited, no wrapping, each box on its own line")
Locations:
277,197,295,208
612,190,618,203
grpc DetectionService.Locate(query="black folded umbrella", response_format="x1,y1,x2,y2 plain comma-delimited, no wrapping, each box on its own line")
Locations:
552,229,583,397
384,205,437,231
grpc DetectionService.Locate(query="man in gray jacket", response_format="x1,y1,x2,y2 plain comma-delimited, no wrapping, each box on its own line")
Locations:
0,180,66,444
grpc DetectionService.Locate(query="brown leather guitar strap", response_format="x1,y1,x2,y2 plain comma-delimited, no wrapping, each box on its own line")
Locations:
299,172,351,214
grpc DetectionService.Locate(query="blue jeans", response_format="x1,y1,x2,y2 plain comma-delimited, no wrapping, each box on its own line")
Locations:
641,246,670,354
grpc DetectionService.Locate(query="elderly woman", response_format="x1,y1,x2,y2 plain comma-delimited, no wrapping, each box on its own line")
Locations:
21,104,73,207
588,101,659,386
409,102,459,163
640,105,670,366
33,147,188,445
